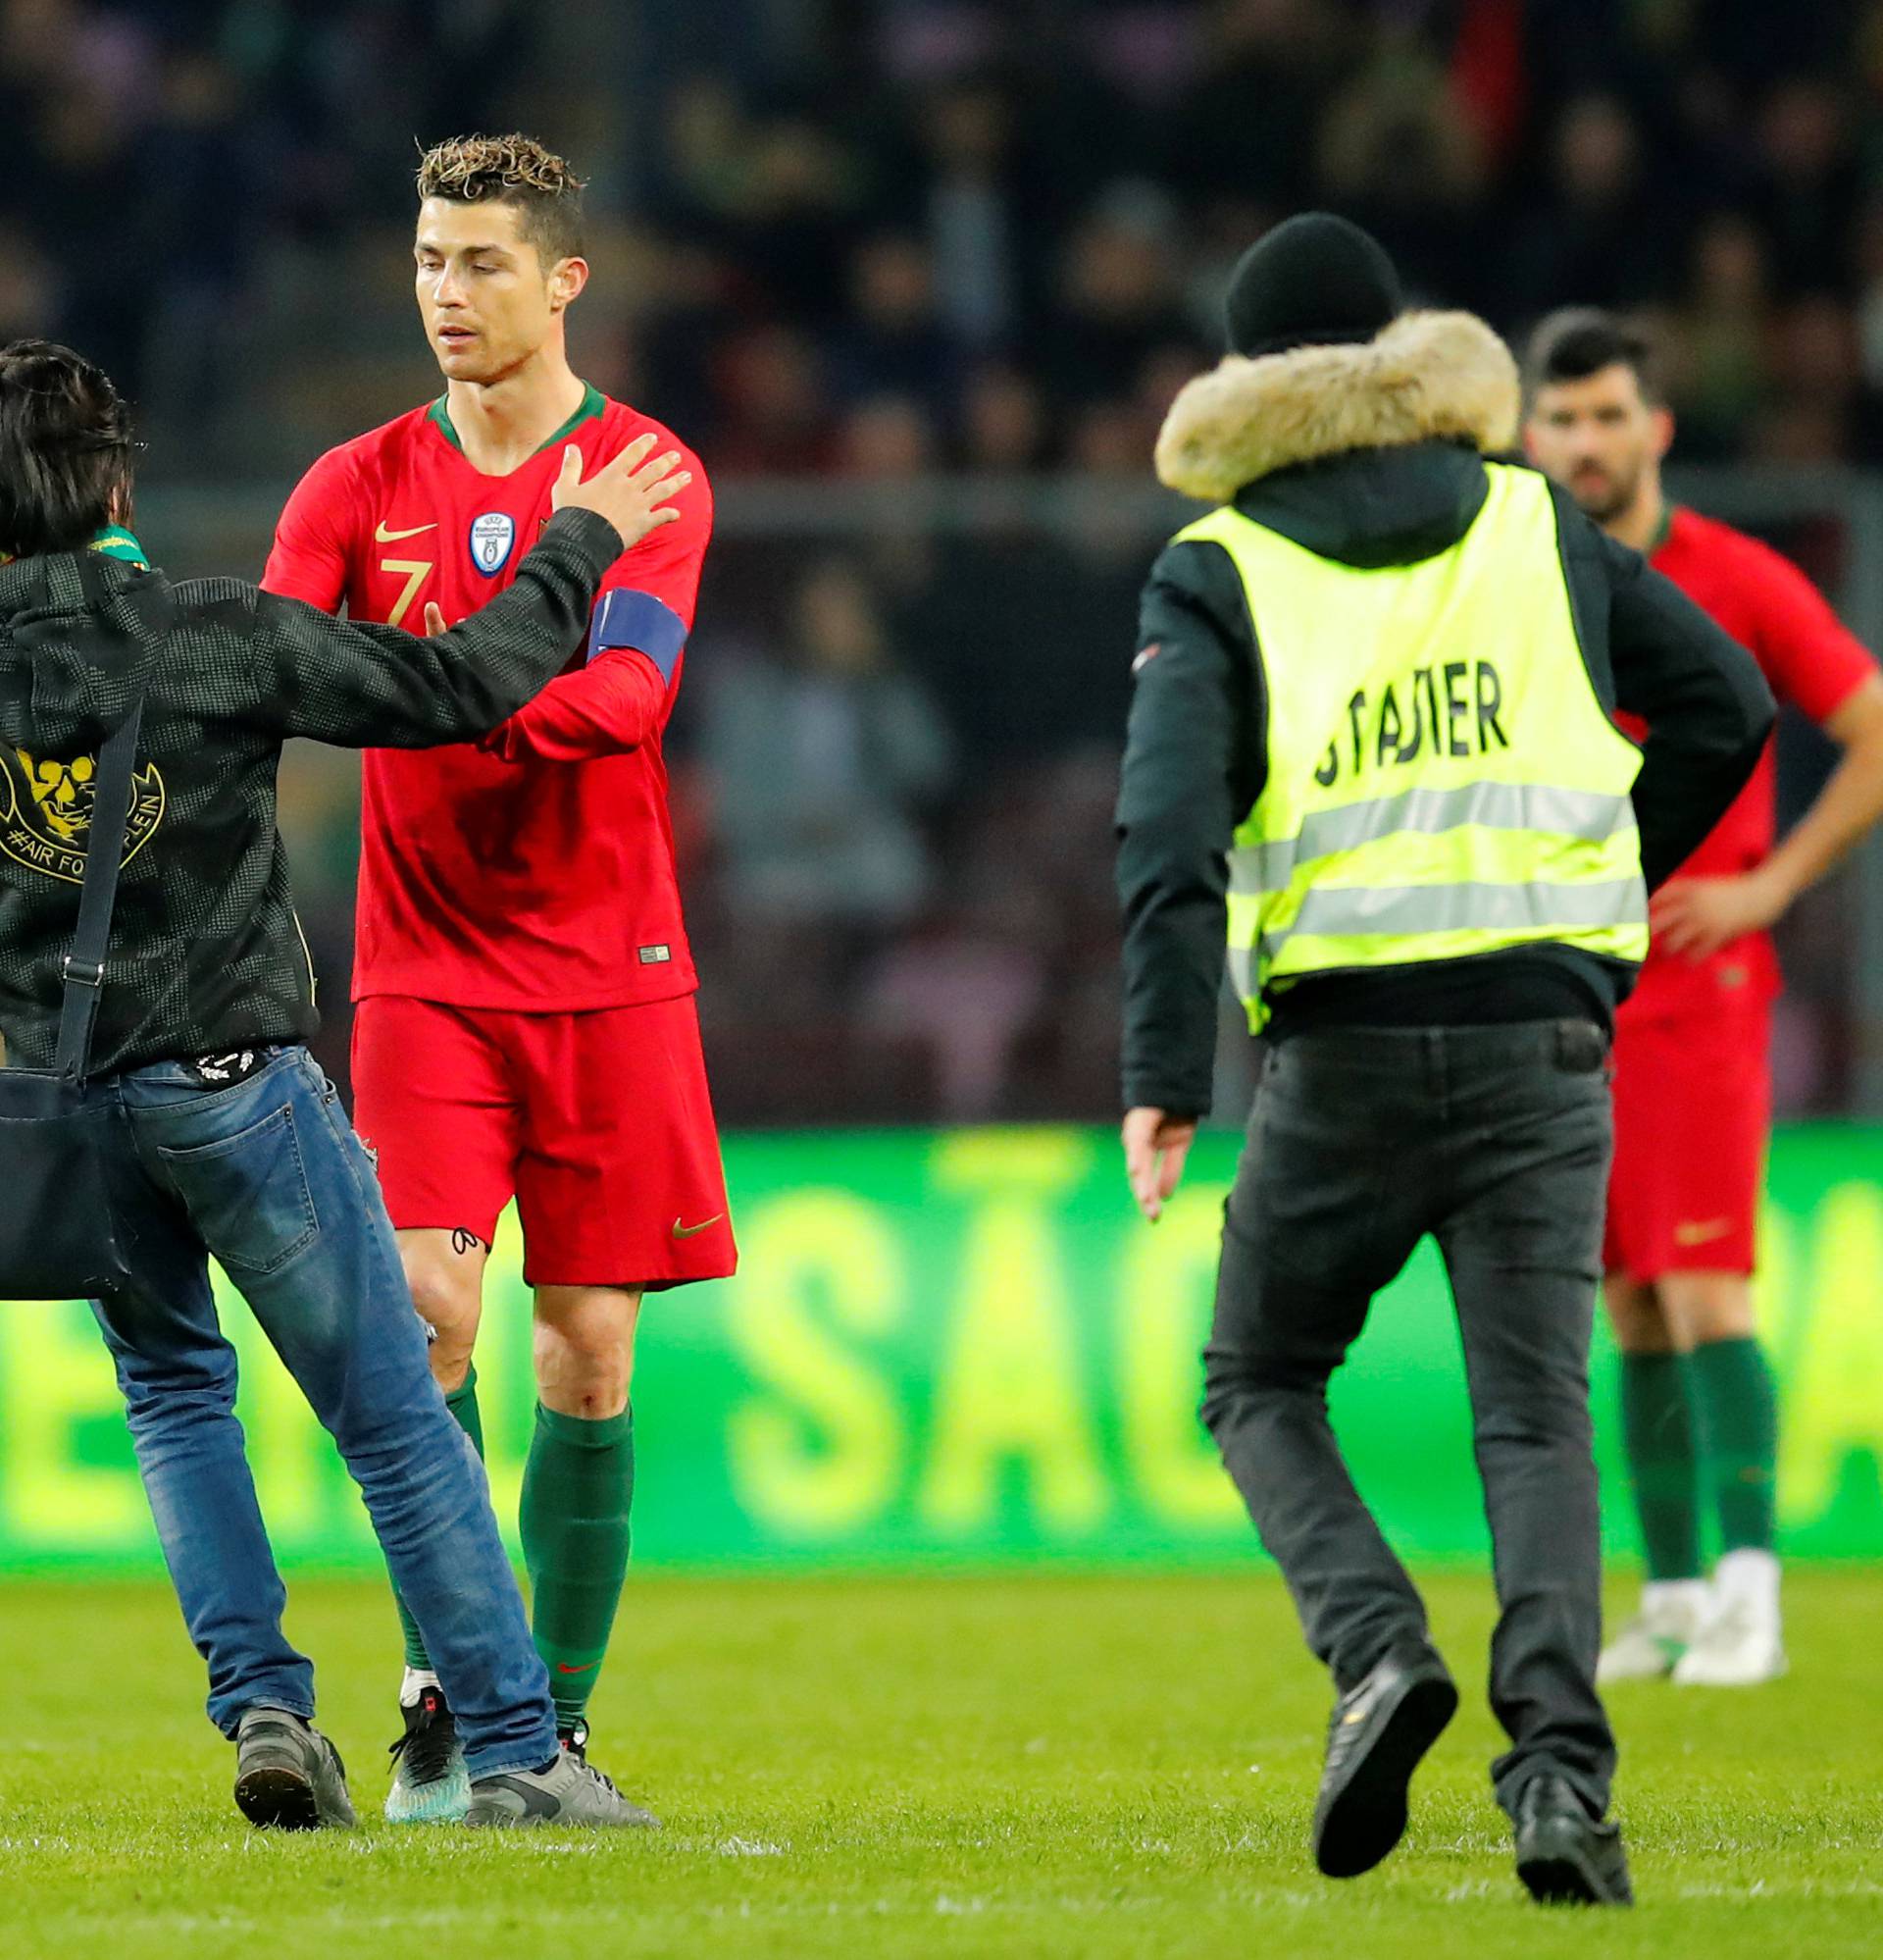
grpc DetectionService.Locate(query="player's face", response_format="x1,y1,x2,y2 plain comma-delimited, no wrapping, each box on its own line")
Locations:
1524,365,1672,524
414,198,585,386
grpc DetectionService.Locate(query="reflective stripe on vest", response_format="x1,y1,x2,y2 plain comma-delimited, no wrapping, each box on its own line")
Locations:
1178,462,1650,1031
1226,781,1639,895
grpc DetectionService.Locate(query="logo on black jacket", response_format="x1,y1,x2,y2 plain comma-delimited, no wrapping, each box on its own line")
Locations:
0,746,166,883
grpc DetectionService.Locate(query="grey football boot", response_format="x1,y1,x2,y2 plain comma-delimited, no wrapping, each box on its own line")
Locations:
464,1745,660,1829
233,1707,358,1829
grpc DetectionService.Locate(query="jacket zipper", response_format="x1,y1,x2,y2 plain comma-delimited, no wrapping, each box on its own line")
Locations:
292,906,318,1009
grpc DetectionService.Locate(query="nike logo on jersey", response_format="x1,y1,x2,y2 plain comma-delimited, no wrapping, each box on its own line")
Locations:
672,1213,725,1240
1672,1217,1735,1247
375,520,438,542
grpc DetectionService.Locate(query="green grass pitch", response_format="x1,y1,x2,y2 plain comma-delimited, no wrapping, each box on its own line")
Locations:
3,1568,1880,1957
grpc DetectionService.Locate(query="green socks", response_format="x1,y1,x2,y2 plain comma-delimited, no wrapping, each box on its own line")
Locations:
1619,1352,1703,1581
395,1367,486,1673
391,1381,635,1727
1688,1336,1779,1554
1620,1340,1780,1576
520,1403,635,1731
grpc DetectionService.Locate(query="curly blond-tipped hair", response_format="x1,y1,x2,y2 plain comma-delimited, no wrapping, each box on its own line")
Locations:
416,132,586,265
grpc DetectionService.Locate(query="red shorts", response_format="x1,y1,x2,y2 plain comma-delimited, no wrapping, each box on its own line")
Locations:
1603,1001,1769,1282
351,994,737,1289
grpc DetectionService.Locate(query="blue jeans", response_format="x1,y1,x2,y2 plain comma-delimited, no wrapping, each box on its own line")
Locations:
89,1044,556,1779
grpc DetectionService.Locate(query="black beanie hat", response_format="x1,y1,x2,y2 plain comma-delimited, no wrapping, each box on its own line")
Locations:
1223,212,1402,359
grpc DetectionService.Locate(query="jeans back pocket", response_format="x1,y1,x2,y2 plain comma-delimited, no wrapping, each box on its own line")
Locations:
156,1103,320,1278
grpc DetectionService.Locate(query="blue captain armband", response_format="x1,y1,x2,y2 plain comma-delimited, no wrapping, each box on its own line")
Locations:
590,588,688,684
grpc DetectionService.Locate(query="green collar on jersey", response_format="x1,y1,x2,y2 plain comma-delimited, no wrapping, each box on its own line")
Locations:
428,381,606,466
1647,502,1675,556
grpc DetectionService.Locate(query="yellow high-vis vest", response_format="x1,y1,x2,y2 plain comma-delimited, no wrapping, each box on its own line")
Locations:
1177,462,1650,1031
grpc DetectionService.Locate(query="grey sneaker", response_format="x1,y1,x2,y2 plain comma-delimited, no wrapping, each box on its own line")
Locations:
233,1707,357,1830
464,1746,659,1829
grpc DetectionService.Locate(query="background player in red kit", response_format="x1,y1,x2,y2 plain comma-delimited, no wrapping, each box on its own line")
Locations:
1527,313,1883,1687
263,133,736,1821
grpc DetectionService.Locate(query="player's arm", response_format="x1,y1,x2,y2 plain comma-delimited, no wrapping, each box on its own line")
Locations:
1556,494,1775,889
478,452,713,764
1116,541,1262,1217
261,443,355,612
1654,549,1883,957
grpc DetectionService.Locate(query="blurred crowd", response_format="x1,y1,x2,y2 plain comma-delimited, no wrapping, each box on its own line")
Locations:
634,0,1883,481
11,0,1883,1119
0,0,538,421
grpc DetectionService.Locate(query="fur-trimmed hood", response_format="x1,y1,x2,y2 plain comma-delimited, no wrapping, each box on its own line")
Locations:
1155,310,1520,504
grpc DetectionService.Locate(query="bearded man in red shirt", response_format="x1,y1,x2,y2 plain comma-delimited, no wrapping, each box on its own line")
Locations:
1526,312,1883,1687
264,133,735,1820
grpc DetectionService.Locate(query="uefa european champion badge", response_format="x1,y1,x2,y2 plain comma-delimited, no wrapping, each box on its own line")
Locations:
469,511,516,576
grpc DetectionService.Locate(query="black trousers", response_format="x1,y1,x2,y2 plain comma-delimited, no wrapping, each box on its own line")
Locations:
1200,1019,1618,1817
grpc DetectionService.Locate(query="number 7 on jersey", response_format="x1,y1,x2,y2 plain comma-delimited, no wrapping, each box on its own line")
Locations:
382,556,433,629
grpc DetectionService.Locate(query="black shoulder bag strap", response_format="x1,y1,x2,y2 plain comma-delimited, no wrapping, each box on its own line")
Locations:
53,693,146,1083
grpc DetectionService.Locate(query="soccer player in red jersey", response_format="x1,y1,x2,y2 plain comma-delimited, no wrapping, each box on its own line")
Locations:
1526,312,1883,1686
262,133,736,1819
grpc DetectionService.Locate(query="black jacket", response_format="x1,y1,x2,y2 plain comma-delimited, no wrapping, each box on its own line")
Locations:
0,507,624,1076
1118,312,1777,1116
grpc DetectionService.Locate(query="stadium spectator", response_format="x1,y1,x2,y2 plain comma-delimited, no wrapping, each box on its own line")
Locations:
1042,184,1192,406
1507,94,1669,319
702,557,953,931
830,232,966,415
956,360,1049,470
1672,213,1774,459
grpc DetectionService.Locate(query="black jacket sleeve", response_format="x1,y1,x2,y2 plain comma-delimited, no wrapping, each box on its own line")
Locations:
1552,488,1777,890
1115,539,1262,1117
237,507,625,748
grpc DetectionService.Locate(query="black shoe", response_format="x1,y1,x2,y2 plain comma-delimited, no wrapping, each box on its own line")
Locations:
1312,1640,1458,1879
385,1684,470,1824
1512,1775,1633,1906
233,1707,357,1830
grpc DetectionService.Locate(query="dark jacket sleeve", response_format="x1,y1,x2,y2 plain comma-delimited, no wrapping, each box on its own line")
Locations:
236,508,625,748
1115,539,1262,1116
1552,488,1777,890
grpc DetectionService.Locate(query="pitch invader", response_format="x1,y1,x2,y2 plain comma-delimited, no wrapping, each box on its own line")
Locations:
1526,313,1883,1686
264,133,737,1817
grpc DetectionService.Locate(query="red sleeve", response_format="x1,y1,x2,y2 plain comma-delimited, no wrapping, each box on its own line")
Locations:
479,649,671,763
1741,535,1875,724
261,444,359,613
483,452,713,763
593,445,712,629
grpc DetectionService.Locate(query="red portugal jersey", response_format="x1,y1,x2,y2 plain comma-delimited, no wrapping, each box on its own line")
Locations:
1624,505,1873,1019
262,384,710,1010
